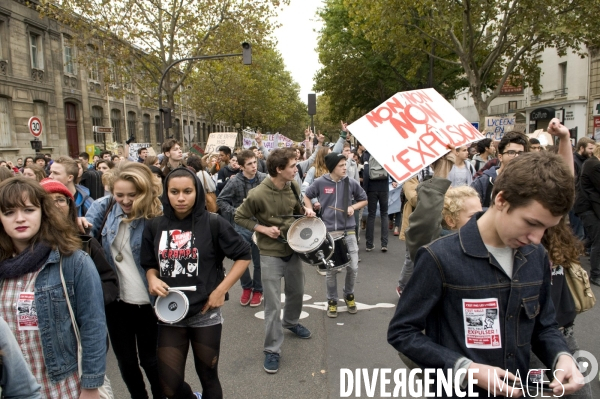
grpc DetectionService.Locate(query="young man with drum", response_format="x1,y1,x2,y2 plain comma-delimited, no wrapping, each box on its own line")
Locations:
235,148,315,374
303,152,367,318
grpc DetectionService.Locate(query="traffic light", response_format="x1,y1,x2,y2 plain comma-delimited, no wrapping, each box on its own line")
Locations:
242,42,252,65
307,94,316,115
160,107,172,129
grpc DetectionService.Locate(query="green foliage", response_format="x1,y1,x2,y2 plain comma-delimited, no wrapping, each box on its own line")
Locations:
314,0,467,122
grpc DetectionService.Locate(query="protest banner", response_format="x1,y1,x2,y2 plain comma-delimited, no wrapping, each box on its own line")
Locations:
484,116,516,140
189,143,204,156
242,130,296,149
205,132,237,154
347,88,485,184
128,143,151,160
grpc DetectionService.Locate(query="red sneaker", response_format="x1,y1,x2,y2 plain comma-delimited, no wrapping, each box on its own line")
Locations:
240,288,252,306
250,291,263,307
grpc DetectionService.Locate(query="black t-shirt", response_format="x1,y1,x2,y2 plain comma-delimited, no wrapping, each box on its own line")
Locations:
550,265,577,328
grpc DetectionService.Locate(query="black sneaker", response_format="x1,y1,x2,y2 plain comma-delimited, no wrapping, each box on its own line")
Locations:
264,353,280,374
286,323,312,339
381,247,388,252
366,246,374,252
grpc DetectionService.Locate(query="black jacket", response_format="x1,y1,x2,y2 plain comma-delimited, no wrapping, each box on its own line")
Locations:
80,235,119,306
574,156,600,219
573,152,588,184
141,167,250,319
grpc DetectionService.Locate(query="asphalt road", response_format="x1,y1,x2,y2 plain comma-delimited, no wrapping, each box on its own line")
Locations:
106,220,600,399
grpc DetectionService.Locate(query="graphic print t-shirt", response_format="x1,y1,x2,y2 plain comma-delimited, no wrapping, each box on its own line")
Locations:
158,230,199,278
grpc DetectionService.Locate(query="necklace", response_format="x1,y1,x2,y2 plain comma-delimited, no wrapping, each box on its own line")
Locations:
115,220,130,262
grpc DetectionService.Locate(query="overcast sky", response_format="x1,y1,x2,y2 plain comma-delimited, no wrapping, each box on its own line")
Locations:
274,0,324,104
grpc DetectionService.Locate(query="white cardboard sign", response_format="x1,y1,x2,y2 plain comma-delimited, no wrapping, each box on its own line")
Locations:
348,88,485,184
205,132,237,154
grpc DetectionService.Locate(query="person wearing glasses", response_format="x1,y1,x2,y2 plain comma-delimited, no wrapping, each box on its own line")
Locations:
40,178,119,306
471,132,529,209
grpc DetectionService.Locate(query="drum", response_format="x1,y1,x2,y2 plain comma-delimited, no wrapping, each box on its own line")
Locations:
326,234,351,271
287,217,328,254
298,233,335,265
154,289,189,324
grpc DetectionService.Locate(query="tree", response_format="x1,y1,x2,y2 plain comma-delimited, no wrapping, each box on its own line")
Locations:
39,0,286,127
314,0,466,122
345,0,600,127
187,45,309,141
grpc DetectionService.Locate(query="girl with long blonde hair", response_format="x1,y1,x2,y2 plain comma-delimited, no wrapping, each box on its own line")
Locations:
84,162,163,399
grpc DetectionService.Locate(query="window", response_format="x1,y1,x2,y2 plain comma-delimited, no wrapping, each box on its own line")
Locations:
0,97,12,147
111,109,122,143
87,45,99,81
63,37,74,74
127,111,136,140
108,61,118,86
92,106,103,143
559,62,567,90
33,102,47,144
143,114,150,143
30,33,43,69
173,118,181,141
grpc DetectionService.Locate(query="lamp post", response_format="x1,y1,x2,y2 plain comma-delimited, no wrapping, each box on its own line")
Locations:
158,42,252,146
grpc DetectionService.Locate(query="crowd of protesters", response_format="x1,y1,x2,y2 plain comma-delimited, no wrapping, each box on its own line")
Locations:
0,118,596,398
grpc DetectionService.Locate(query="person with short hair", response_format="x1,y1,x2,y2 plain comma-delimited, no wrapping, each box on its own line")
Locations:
447,146,476,187
529,138,542,151
137,147,148,163
235,148,314,374
100,150,112,161
111,154,121,164
471,138,496,172
79,152,92,170
471,131,530,208
49,156,94,216
23,156,35,167
218,150,268,307
304,152,367,318
249,145,267,173
34,154,47,169
209,146,232,175
388,146,585,397
215,153,240,195
161,139,185,176
573,137,595,179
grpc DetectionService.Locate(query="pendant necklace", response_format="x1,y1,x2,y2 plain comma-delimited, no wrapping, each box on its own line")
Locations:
115,219,130,262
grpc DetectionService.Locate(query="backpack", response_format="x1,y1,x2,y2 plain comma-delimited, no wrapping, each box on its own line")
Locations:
368,154,388,180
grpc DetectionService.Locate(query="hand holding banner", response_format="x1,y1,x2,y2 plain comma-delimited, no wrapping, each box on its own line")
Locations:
348,88,485,184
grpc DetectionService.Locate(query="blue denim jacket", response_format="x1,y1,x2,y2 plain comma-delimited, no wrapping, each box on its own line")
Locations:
85,195,151,301
35,249,106,388
388,214,569,383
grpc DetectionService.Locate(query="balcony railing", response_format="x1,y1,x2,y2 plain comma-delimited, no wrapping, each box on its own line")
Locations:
530,88,568,102
489,100,526,115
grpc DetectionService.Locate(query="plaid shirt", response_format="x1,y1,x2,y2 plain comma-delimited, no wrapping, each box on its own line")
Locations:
216,171,268,216
0,271,80,399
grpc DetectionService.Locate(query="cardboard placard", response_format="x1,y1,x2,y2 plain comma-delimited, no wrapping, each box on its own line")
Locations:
347,88,485,184
205,133,237,155
128,143,152,160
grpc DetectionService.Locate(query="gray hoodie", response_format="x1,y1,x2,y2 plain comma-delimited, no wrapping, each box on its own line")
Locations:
304,174,367,232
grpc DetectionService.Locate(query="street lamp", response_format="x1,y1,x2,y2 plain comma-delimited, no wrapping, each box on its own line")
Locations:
158,42,252,145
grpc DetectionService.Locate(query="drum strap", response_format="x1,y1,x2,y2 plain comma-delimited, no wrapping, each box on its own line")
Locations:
342,177,349,237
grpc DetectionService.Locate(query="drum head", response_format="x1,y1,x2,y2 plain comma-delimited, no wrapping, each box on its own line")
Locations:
287,217,327,253
155,290,189,324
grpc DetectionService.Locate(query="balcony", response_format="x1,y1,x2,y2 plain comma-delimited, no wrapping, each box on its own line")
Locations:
530,88,568,102
489,100,526,115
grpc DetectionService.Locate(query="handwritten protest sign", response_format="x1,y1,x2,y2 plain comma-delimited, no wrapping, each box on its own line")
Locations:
128,143,151,160
347,88,485,184
242,130,296,149
485,116,515,140
205,133,237,154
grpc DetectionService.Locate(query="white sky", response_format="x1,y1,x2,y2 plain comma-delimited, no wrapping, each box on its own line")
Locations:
273,0,324,104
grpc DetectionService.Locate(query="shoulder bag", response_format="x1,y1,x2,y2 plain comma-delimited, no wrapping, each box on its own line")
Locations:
564,262,596,313
59,258,114,399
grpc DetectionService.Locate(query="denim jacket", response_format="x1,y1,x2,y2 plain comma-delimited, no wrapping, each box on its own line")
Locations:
388,214,569,387
85,195,152,302
35,249,106,388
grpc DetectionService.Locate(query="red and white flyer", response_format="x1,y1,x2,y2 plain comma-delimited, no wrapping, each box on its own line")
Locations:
462,298,502,349
17,292,38,331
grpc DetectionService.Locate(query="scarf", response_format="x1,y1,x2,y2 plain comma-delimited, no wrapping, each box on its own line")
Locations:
0,243,53,280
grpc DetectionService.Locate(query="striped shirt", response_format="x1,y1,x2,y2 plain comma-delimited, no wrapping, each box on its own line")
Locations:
0,271,80,399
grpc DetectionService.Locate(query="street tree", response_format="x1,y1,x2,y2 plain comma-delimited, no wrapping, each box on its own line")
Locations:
314,0,466,122
345,0,600,126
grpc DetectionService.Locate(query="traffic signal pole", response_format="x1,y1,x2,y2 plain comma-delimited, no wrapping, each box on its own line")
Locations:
158,43,252,146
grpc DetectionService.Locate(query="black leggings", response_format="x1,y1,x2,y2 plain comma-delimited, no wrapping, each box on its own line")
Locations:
157,323,223,399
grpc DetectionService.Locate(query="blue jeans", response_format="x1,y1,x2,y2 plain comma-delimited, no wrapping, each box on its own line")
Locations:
326,234,359,301
569,209,585,240
234,224,262,292
366,190,388,248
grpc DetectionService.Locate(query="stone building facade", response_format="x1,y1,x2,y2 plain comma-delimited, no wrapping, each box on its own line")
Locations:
0,0,231,161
